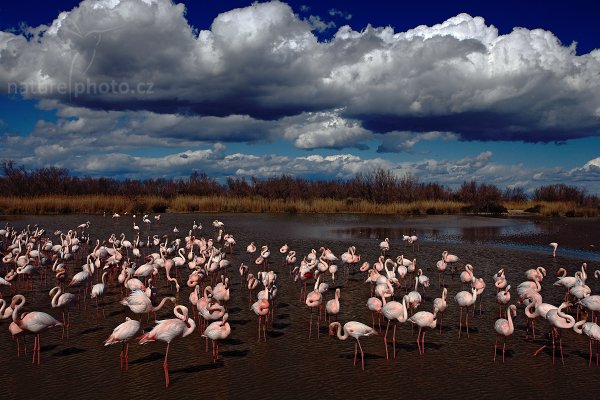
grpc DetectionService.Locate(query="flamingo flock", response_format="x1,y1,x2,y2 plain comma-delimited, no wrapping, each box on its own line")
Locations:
1,215,600,390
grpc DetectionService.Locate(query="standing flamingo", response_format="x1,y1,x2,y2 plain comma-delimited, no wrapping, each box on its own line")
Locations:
433,288,448,333
49,286,76,339
138,305,196,387
381,295,408,360
329,321,377,370
91,271,109,317
379,238,390,256
366,296,383,331
533,301,575,365
104,317,141,370
305,276,323,339
460,264,474,287
202,313,231,363
408,306,438,355
496,285,511,318
494,304,516,363
573,317,600,367
550,242,558,257
120,290,176,320
10,295,62,365
251,297,270,342
326,288,341,324
455,288,477,338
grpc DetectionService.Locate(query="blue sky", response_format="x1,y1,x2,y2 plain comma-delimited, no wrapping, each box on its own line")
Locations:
1,0,600,191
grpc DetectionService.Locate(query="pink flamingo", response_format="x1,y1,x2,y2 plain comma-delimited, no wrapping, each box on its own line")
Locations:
455,287,477,338
325,288,341,324
524,296,555,339
579,295,600,323
525,267,546,282
496,285,511,318
305,276,323,338
329,321,377,370
366,296,382,331
408,306,438,355
433,288,448,333
381,295,408,360
202,313,231,363
104,317,141,370
573,317,600,367
251,297,270,341
494,304,516,363
533,301,575,365
10,294,62,365
49,286,76,339
379,238,390,256
460,264,474,287
120,290,176,320
138,305,196,387
550,242,558,257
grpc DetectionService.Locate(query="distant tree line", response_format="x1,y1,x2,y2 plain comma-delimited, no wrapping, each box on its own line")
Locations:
1,160,598,207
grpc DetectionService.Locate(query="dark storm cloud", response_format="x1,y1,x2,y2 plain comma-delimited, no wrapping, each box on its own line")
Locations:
1,0,600,149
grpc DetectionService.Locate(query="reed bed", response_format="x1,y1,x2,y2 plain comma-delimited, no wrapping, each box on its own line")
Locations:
504,201,600,217
1,195,598,216
0,195,467,215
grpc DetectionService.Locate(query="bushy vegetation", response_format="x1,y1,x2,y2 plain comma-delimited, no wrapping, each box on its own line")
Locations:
1,160,599,216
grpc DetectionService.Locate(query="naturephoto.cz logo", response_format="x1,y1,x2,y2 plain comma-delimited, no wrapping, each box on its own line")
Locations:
6,17,153,99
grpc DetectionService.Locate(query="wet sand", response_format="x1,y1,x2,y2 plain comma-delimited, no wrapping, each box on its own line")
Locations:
1,214,599,400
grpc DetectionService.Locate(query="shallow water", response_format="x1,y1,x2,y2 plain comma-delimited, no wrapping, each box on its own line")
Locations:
1,214,600,400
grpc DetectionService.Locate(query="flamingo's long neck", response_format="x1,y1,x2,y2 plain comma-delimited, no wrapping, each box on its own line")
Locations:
336,323,349,340
51,288,61,308
152,297,172,312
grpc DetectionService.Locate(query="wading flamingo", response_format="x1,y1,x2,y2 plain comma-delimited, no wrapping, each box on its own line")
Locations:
202,313,231,363
104,317,141,370
455,288,477,338
329,321,377,370
408,306,438,355
10,295,62,365
138,305,196,387
494,304,516,363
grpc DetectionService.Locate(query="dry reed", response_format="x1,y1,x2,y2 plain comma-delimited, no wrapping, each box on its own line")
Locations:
0,195,468,215
1,195,598,216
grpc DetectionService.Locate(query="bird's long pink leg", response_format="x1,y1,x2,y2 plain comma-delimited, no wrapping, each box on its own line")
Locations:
263,316,267,341
494,336,497,362
552,329,556,365
416,327,422,355
502,337,506,363
317,305,321,338
559,330,564,366
257,316,261,342
357,339,365,371
37,334,41,365
458,307,463,338
353,341,358,367
465,308,470,338
125,343,130,371
422,331,426,355
384,320,390,360
120,343,124,370
371,312,375,330
393,324,397,360
163,342,170,388
309,309,313,339
32,335,37,364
